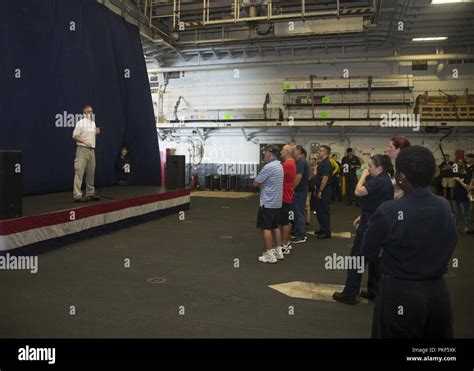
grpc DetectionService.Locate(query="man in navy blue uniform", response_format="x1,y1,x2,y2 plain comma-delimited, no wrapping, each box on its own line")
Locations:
341,147,361,206
291,145,310,244
314,145,333,239
362,146,457,338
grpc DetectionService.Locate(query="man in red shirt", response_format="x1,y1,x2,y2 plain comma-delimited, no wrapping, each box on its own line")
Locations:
280,144,297,254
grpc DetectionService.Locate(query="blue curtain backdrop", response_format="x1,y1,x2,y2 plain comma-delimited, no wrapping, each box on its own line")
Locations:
0,0,161,195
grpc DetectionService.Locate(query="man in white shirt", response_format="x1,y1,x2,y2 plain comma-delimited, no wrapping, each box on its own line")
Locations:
72,105,101,202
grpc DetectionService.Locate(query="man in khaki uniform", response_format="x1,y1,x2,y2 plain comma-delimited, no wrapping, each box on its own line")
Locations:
72,105,101,202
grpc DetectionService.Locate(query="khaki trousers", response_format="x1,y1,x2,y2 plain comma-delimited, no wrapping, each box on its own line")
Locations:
73,146,96,199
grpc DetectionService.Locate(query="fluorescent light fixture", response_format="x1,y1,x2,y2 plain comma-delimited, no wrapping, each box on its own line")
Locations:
432,0,474,4
412,37,448,41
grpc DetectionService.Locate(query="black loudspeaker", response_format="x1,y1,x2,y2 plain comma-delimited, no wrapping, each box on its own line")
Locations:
211,175,220,191
220,174,228,191
165,155,185,190
228,175,237,191
0,150,23,220
204,174,212,190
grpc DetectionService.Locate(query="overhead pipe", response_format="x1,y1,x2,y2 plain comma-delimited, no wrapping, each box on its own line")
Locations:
160,129,462,140
310,74,316,120
436,46,446,78
148,0,152,28
175,31,389,47
373,0,382,25
234,0,237,22
173,0,177,29
150,53,474,72
202,0,205,23
237,0,240,21
176,33,393,52
174,23,474,46
197,9,339,26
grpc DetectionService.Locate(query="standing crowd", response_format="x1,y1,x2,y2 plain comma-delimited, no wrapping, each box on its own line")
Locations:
253,143,334,263
253,136,474,338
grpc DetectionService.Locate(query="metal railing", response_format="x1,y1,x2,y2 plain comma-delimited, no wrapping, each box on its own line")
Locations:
142,0,378,30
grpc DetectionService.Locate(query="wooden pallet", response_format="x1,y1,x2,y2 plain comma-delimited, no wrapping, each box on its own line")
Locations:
418,104,474,120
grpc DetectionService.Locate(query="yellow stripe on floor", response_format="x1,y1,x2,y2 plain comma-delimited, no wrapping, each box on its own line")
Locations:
191,191,256,198
306,231,353,239
330,232,353,239
269,281,368,303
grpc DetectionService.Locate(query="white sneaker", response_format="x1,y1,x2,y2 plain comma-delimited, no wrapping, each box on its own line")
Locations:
282,242,292,255
258,249,277,263
274,246,284,260
291,236,307,244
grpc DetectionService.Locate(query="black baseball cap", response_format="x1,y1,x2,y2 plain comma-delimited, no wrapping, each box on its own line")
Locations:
264,144,281,157
466,153,474,158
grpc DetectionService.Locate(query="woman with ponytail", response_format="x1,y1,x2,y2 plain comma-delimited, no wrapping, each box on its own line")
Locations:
333,154,394,305
387,135,411,198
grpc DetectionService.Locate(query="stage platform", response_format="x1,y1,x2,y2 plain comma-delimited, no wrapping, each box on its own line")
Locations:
0,186,191,255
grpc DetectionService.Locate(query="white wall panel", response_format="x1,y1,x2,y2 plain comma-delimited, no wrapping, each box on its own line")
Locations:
159,62,474,121
157,61,474,166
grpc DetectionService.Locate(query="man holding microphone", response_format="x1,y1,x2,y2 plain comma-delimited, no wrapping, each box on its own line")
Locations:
72,105,101,202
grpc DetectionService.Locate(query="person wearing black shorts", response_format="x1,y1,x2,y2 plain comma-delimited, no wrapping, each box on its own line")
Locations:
257,207,280,230
279,203,292,225
254,145,285,264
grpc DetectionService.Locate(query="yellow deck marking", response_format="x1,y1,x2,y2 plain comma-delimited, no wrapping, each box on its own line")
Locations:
330,232,353,239
269,281,368,303
307,231,353,239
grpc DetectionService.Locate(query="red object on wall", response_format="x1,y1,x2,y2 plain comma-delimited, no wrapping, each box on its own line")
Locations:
455,150,465,161
161,149,169,188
